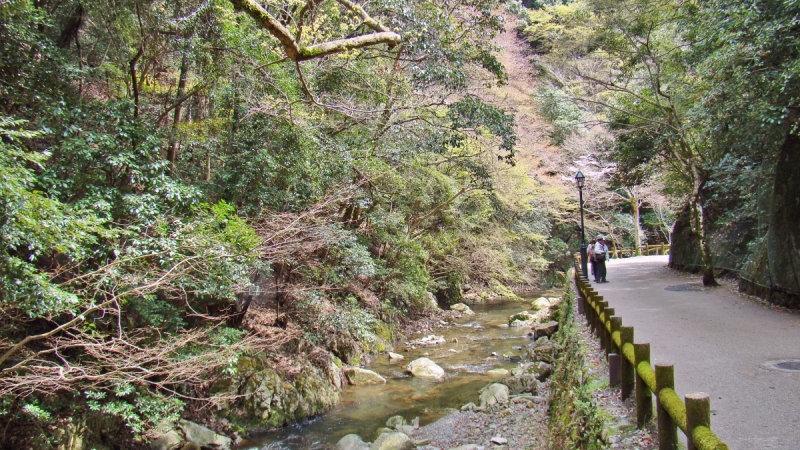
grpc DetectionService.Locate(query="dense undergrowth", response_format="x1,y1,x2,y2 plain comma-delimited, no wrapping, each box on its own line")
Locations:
0,0,578,447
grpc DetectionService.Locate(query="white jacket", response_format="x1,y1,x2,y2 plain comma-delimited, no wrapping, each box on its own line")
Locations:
592,242,609,259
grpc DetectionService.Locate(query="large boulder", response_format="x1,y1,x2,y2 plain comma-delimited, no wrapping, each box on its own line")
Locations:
478,383,509,409
370,431,414,450
211,354,342,430
407,358,445,379
345,367,386,385
336,434,371,450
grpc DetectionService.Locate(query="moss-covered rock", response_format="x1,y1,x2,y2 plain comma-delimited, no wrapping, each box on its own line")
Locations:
344,367,386,385
212,353,342,431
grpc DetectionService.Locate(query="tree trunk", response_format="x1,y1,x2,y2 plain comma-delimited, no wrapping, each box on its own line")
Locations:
167,54,189,174
689,169,717,286
631,195,642,256
766,130,800,295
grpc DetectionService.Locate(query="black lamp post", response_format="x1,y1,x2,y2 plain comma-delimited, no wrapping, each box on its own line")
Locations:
575,171,588,279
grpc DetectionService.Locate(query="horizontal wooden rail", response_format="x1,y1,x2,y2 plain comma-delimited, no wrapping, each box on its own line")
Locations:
611,244,671,259
572,255,728,450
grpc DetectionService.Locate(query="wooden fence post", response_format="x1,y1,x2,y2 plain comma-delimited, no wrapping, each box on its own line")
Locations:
610,316,621,354
656,364,679,450
609,353,621,388
620,326,635,400
634,343,653,427
597,302,608,349
603,307,615,356
686,393,710,450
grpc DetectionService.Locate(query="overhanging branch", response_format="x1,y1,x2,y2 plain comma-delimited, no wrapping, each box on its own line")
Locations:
229,0,401,62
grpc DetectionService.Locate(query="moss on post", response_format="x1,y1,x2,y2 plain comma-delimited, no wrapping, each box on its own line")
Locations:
620,327,635,400
656,364,679,450
686,393,710,450
634,343,653,427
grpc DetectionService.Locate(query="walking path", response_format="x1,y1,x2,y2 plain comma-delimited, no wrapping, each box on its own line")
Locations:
590,255,800,450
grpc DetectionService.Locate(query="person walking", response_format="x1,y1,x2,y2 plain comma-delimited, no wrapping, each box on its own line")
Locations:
587,238,597,279
592,235,610,283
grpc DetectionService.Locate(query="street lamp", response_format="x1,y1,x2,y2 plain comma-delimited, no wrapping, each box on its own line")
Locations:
575,171,588,279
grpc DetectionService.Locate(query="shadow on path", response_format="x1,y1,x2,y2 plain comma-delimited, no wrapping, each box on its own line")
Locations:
589,256,800,450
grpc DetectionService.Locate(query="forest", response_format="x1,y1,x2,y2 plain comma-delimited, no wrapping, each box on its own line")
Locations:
0,0,798,447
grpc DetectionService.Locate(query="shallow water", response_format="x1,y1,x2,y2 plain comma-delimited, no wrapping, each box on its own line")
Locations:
237,293,556,450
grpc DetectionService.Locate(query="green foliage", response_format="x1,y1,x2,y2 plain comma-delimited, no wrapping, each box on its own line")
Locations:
0,0,570,446
534,85,586,145
0,117,102,317
86,388,183,438
448,95,518,161
548,275,606,449
519,3,597,55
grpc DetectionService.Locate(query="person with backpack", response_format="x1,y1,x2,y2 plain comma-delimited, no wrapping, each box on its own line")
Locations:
592,235,610,283
587,238,597,278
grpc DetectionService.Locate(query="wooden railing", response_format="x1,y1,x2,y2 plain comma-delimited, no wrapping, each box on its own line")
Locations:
612,244,671,259
573,261,728,450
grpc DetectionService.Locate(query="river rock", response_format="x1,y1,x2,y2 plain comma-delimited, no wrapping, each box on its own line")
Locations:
478,383,509,409
527,340,556,363
371,431,414,450
336,434,371,450
388,352,405,361
397,425,416,436
533,321,559,339
491,436,508,445
345,367,386,385
149,430,183,450
374,428,393,440
531,297,551,311
500,374,539,395
425,291,440,310
450,303,475,315
407,358,445,379
177,419,231,450
486,368,510,377
508,311,535,327
531,361,553,381
461,402,476,411
386,415,407,429
448,445,480,450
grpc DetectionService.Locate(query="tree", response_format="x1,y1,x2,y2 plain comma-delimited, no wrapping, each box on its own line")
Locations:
564,0,721,284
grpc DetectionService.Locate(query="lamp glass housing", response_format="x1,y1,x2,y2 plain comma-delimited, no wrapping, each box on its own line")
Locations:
575,171,585,189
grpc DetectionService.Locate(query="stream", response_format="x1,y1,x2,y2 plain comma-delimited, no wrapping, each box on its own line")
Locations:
236,292,557,449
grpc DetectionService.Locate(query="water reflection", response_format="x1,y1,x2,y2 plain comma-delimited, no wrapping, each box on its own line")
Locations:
238,293,555,450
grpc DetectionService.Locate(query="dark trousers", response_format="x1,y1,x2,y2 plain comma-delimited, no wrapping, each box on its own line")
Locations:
595,260,607,282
